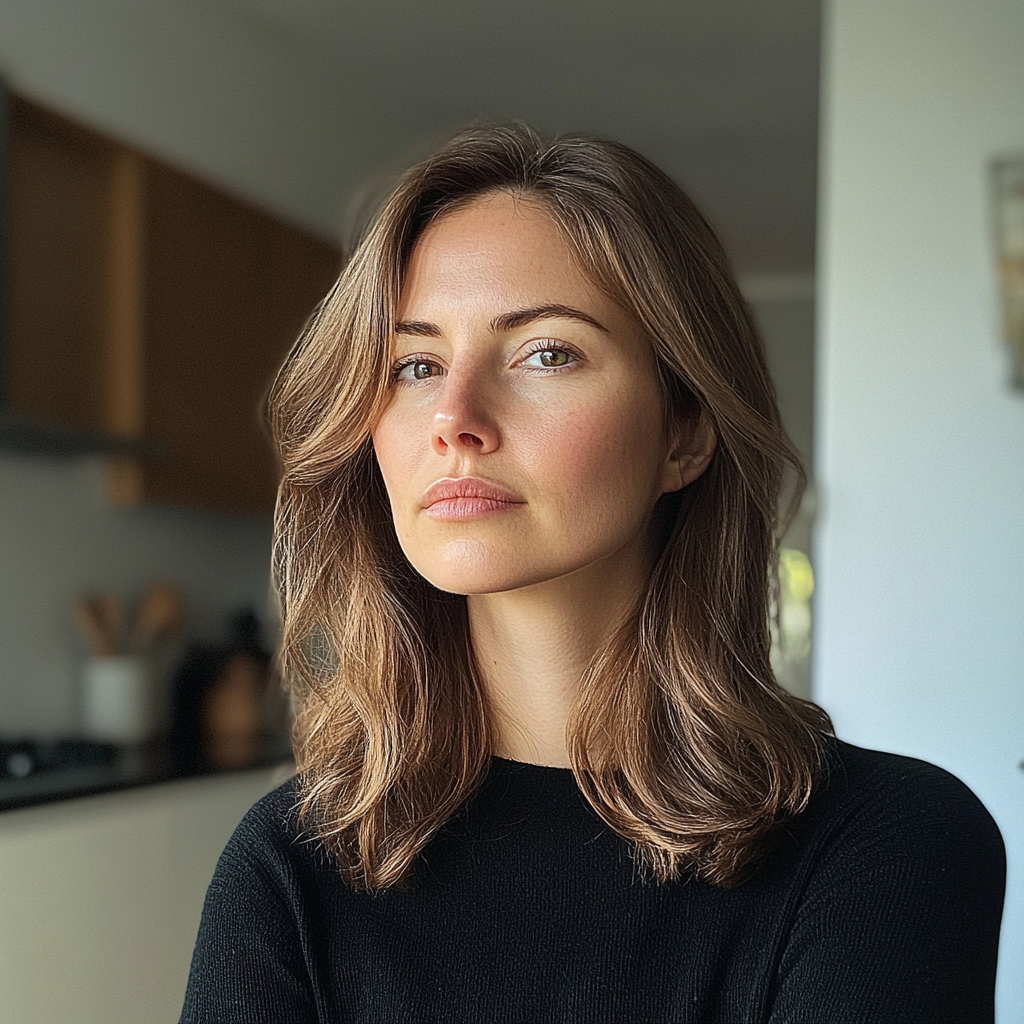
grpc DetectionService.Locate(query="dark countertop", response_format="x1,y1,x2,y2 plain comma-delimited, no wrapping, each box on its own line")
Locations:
0,737,294,812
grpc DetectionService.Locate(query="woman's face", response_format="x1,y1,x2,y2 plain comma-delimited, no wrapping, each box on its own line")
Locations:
371,191,703,596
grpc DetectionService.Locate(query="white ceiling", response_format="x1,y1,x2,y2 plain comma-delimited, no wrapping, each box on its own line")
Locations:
208,0,820,275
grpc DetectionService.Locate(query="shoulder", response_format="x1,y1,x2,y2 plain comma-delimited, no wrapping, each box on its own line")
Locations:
822,739,1001,833
229,774,303,842
222,775,303,850
183,777,325,1021
207,776,322,892
798,738,1005,883
765,741,1005,1022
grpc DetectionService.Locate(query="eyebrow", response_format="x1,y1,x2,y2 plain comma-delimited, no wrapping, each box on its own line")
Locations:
394,303,609,338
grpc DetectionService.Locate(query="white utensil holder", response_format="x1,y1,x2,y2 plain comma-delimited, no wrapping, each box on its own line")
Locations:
82,655,151,744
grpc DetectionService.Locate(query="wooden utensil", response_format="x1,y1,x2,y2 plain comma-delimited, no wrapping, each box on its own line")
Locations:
72,597,108,656
130,583,184,655
95,594,124,655
72,595,121,656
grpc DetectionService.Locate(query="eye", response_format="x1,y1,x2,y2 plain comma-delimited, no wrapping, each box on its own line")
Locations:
521,346,578,369
394,358,445,382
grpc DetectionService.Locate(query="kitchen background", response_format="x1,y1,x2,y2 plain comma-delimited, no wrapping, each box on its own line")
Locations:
0,0,819,746
0,0,1021,1022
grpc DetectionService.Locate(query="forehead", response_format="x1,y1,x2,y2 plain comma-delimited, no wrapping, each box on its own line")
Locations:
414,192,568,262
398,193,615,321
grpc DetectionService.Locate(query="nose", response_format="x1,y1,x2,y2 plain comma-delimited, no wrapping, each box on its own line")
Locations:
431,365,500,457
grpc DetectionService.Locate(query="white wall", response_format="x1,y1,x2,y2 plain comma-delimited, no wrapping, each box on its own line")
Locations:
749,287,816,472
0,765,287,1024
816,2,1024,1019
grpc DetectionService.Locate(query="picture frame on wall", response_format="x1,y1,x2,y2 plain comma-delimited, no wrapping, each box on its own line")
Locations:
991,156,1024,390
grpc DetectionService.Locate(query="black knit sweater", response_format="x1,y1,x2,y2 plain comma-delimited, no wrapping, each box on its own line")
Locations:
180,739,1005,1023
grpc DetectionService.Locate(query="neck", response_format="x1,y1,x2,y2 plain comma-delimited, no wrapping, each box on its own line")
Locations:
467,542,649,768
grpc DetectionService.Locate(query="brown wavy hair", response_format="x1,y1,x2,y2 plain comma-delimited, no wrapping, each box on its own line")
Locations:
267,122,833,892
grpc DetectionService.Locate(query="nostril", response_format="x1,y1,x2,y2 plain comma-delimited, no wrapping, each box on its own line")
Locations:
458,432,484,447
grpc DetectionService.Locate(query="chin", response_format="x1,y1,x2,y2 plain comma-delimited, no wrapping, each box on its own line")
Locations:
415,563,540,597
405,539,563,596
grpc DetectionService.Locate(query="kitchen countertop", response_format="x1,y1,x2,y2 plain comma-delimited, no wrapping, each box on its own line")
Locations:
0,738,294,812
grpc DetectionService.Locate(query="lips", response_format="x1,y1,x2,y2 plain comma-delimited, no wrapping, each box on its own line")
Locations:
421,477,525,520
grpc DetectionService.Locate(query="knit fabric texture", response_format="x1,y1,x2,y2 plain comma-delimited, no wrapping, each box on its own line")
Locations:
180,738,1005,1023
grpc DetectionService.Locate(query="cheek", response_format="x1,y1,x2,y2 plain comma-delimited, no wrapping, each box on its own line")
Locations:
370,415,427,571
525,393,665,522
370,406,424,500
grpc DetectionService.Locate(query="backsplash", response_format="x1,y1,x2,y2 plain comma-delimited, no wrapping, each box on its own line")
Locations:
0,452,274,737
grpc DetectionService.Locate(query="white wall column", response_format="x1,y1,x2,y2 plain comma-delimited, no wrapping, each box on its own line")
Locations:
816,3,1024,1018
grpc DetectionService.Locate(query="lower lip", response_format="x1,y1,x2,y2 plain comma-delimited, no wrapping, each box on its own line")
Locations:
423,497,524,521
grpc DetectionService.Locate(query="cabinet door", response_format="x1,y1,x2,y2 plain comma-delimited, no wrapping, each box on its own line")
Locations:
136,161,341,513
7,98,116,431
4,92,342,505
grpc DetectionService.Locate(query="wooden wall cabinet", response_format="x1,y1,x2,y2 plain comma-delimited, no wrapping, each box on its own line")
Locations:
5,94,341,513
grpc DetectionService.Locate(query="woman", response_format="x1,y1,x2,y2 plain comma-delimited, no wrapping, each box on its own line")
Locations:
181,124,1005,1023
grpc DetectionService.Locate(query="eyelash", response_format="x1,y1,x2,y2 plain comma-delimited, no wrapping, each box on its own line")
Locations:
390,342,582,384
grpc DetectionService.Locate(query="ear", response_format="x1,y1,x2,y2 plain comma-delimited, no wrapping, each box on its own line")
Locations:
659,411,717,495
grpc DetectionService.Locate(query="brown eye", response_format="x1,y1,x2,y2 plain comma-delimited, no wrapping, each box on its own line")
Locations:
395,359,444,382
524,347,576,369
540,350,569,367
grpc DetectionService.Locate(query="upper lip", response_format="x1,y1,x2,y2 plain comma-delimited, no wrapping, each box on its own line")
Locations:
421,476,525,508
